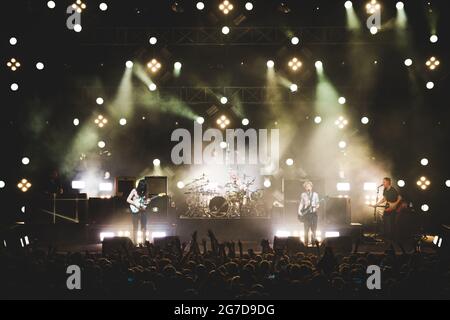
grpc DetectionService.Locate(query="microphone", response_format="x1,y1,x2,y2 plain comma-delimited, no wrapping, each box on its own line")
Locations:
377,184,383,188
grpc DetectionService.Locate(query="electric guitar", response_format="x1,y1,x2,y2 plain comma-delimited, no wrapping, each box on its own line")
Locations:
298,198,325,221
370,200,405,214
130,193,166,214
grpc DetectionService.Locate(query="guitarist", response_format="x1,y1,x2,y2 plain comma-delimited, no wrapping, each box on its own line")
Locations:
375,177,402,240
298,181,320,247
127,179,148,244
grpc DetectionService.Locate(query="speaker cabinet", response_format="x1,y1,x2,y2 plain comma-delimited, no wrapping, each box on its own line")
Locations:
321,236,353,254
145,176,168,195
273,236,305,254
115,177,136,198
154,236,181,253
325,197,351,227
102,237,135,255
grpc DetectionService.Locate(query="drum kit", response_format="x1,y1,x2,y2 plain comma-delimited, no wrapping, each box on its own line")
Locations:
182,173,266,218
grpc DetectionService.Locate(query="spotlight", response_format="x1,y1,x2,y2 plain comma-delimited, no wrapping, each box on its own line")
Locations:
361,116,369,124
416,176,431,190
315,60,323,69
7,58,21,71
71,0,87,13
220,97,228,104
337,182,351,191
430,35,438,43
99,3,108,11
216,115,230,129
404,58,413,66
420,158,429,166
17,179,32,192
219,141,228,149
149,37,158,45
196,2,205,10
366,0,380,14
119,118,127,126
421,204,429,212
196,117,205,124
153,159,161,167
288,57,302,71
426,81,434,90
47,1,56,9
370,26,378,35
73,118,80,126
95,115,108,128
10,83,19,91
99,182,113,192
149,83,157,91
96,97,104,105
36,62,45,70
245,2,254,11
98,141,106,148
314,116,322,124
222,26,230,35
219,0,234,15
426,57,440,70
177,181,185,189
267,60,275,68
397,180,406,187
174,61,182,70
338,97,346,105
291,36,300,45
344,1,353,9
0,181,5,188
286,158,294,166
263,178,272,188
289,84,298,92
9,37,17,45
396,2,404,10
147,59,162,73
72,181,86,189
242,118,249,126
74,24,82,33
445,180,450,187
338,141,347,149
125,61,134,68
335,116,348,129
21,157,30,165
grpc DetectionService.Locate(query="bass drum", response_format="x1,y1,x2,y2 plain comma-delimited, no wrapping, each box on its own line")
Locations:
209,196,229,216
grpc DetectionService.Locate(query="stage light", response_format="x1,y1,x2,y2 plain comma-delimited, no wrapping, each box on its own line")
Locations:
337,182,350,191
149,83,157,91
0,181,5,189
99,3,108,11
219,0,234,15
119,118,127,126
98,141,106,148
242,118,249,126
100,232,114,242
286,158,294,166
426,81,434,90
370,26,378,35
430,35,438,43
361,116,369,124
17,179,32,193
72,0,87,13
417,176,430,190
220,141,228,149
9,37,17,45
366,0,380,14
325,231,340,238
245,2,253,11
338,141,347,149
344,1,353,9
216,115,230,129
99,182,113,192
335,116,348,129
196,2,205,10
315,61,323,69
7,58,21,71
174,61,182,70
267,60,275,68
404,58,413,66
291,36,300,45
289,84,298,92
396,2,404,10
10,83,19,91
125,61,134,69
338,97,346,105
426,57,440,70
96,97,104,105
421,204,429,212
220,97,228,104
288,57,302,71
21,157,30,165
363,182,377,191
445,180,450,187
47,1,56,9
263,178,272,188
73,118,80,126
275,230,290,238
95,115,108,128
397,180,406,187
72,181,86,189
74,24,82,32
152,231,166,239
149,37,158,45
196,117,205,124
104,172,110,179
222,26,230,35
314,116,322,124
153,159,161,167
147,59,162,73
177,181,185,189
36,62,45,70
420,158,429,166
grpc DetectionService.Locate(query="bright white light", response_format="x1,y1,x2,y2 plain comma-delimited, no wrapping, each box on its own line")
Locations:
0,181,5,189
177,181,185,189
420,158,429,166
315,61,323,69
196,2,205,10
242,118,249,126
99,3,108,11
286,158,294,166
338,141,347,149
119,118,127,126
99,182,113,192
149,37,157,45
152,232,166,239
370,26,378,35
338,97,346,105
98,141,106,148
174,62,182,69
397,180,406,187
21,206,26,214
73,118,80,126
104,172,110,179
291,36,300,45
361,116,369,124
96,97,104,105
314,116,322,124
219,141,228,149
74,24,82,33
9,37,17,45
36,62,45,70
220,97,228,104
421,204,429,212
153,159,161,167
222,26,230,35
267,60,275,68
325,231,340,238
337,182,350,191
149,83,157,91
21,157,30,165
47,1,56,9
125,61,134,68
426,81,434,89
445,180,450,187
263,178,272,188
196,117,205,124
363,182,377,191
396,2,404,10
72,181,86,189
344,1,353,9
275,230,290,238
245,2,253,11
100,232,115,242
290,84,298,92
404,59,412,66
11,83,19,91
430,35,438,43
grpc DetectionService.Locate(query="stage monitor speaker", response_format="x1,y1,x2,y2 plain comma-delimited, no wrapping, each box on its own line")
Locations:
145,176,168,195
321,236,353,254
102,237,134,256
154,236,181,253
273,236,305,254
115,177,136,198
325,197,351,226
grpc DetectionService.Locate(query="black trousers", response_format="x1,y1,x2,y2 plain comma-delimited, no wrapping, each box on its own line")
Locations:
131,212,147,244
303,212,318,246
383,212,397,241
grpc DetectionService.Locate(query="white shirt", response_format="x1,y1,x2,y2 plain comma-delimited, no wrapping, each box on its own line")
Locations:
298,191,319,215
